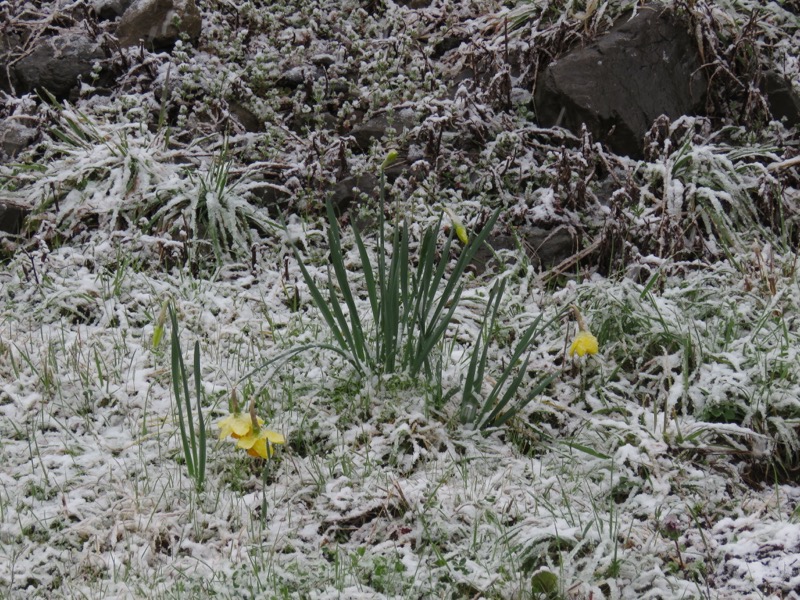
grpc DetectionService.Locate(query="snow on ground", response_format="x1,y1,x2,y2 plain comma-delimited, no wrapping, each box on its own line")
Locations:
1,229,799,599
1,0,800,598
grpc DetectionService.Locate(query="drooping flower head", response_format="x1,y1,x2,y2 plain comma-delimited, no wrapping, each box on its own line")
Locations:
569,305,599,357
236,428,286,459
217,389,263,440
218,412,263,440
222,395,285,459
569,330,599,357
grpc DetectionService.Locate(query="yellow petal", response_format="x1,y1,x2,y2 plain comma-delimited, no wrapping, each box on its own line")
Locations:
217,413,262,440
249,439,272,459
236,429,285,458
235,432,258,450
252,432,285,458
217,415,235,440
263,430,286,445
247,446,265,459
569,330,599,357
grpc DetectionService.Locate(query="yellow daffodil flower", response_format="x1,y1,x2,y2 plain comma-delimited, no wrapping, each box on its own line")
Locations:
569,330,599,357
217,412,263,440
236,428,286,459
220,395,285,459
569,305,599,358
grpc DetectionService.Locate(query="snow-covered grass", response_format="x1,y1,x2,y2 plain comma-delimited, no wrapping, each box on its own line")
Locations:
2,0,800,598
2,236,800,598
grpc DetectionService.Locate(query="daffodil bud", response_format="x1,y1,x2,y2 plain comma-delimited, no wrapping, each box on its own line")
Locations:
444,207,469,245
152,300,169,348
381,149,399,170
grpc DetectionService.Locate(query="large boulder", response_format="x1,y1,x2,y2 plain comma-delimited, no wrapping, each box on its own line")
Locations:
12,31,105,99
350,110,417,152
535,4,707,158
116,0,202,50
475,226,577,273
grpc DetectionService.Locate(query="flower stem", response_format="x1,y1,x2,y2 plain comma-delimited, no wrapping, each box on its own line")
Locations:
571,305,588,332
260,460,269,527
249,398,261,434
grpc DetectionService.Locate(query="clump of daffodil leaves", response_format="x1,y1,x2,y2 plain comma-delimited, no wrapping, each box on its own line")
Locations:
218,390,285,459
569,305,599,358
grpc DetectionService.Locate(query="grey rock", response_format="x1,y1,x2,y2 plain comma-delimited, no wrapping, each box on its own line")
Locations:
474,225,576,273
0,33,21,93
228,101,262,132
13,31,105,99
350,110,417,152
277,65,324,89
330,172,379,211
93,0,134,20
249,179,292,211
288,110,338,135
472,223,578,273
396,0,434,8
117,0,202,50
0,119,38,160
433,34,467,59
522,226,576,269
763,70,800,127
0,197,30,235
311,54,336,68
328,160,408,211
535,3,706,158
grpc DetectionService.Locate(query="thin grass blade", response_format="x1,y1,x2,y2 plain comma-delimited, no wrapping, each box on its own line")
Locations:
410,285,463,377
193,341,206,490
169,306,195,478
352,225,379,322
475,313,544,426
325,266,364,364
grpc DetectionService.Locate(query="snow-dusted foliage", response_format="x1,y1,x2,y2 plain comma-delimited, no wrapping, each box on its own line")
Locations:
1,0,799,598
